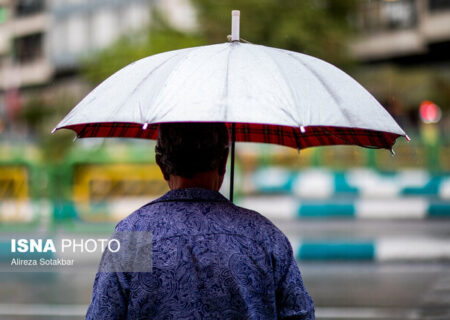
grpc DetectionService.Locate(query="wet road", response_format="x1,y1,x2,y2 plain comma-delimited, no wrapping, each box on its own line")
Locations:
275,219,450,240
302,262,450,319
0,261,449,319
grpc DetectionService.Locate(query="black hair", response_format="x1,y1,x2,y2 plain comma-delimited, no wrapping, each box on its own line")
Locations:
155,122,229,179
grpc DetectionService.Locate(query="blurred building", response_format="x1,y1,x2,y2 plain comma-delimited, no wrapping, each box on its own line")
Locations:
49,0,154,73
0,0,158,90
0,0,49,89
352,0,450,64
0,0,194,134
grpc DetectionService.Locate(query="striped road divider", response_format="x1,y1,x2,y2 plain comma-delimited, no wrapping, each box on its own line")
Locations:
43,195,450,223
52,195,450,222
291,238,450,261
248,168,450,199
237,195,450,219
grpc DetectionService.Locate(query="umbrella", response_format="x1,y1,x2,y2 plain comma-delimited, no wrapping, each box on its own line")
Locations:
53,10,408,202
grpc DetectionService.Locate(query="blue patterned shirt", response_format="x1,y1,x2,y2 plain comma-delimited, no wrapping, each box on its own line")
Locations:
86,188,314,319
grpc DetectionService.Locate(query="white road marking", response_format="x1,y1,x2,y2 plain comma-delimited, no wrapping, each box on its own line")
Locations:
377,238,450,261
292,169,334,199
356,198,428,219
237,195,296,219
316,307,422,319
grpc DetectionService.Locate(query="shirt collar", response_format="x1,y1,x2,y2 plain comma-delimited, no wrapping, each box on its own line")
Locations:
150,188,230,204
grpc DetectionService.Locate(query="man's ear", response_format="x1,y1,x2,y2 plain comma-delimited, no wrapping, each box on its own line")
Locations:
155,155,170,181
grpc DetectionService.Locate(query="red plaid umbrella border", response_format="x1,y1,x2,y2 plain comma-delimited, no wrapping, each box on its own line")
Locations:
58,122,402,150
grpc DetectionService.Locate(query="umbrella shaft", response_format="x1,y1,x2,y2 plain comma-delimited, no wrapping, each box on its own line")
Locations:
230,123,235,202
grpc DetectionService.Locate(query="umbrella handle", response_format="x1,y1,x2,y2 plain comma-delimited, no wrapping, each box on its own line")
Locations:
229,123,236,202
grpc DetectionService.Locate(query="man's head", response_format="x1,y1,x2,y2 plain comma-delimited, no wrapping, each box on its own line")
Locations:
155,122,229,190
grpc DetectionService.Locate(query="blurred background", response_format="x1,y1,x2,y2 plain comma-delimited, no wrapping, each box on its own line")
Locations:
0,0,449,319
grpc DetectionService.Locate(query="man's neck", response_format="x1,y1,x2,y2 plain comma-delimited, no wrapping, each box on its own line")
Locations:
168,170,223,191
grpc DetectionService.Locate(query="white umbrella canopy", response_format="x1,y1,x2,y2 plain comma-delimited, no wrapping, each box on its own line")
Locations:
54,11,408,199
55,39,406,148
56,40,405,137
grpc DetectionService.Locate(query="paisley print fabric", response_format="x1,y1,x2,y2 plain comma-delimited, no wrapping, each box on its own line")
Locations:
86,188,315,319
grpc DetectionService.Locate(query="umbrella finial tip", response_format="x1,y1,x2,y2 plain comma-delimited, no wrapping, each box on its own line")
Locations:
142,122,149,130
405,135,411,142
51,128,56,134
231,10,240,41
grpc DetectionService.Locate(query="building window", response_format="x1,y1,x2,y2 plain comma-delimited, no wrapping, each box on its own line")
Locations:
359,0,417,34
429,0,450,12
13,33,43,63
15,0,45,17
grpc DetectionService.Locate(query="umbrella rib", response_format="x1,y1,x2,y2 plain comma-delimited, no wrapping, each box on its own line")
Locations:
281,50,358,129
149,44,230,122
291,126,302,150
256,45,304,127
116,49,192,123
283,51,365,130
222,44,235,122
284,51,342,107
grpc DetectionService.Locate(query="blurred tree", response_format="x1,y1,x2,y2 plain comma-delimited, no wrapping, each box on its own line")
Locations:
82,9,206,85
82,0,358,85
192,0,358,66
19,92,78,161
356,65,450,112
20,96,50,136
432,74,450,112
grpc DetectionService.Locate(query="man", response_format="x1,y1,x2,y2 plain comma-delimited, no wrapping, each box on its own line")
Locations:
86,122,315,319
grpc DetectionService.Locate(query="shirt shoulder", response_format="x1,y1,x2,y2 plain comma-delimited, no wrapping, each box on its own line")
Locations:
114,197,289,247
